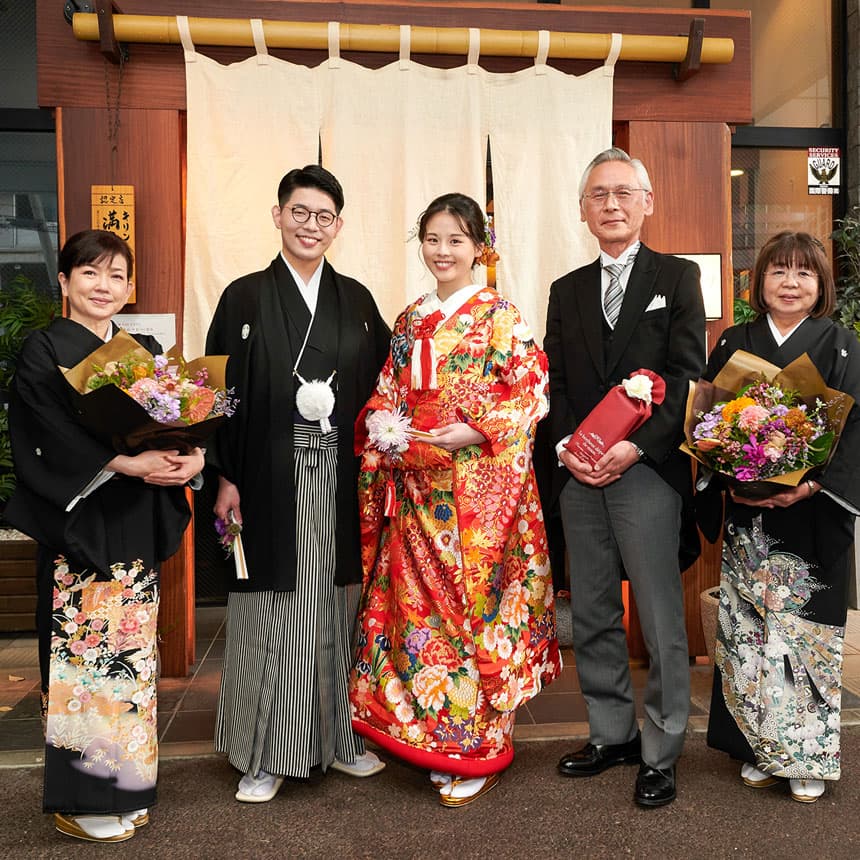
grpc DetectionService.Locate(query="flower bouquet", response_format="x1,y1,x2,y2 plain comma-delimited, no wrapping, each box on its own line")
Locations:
61,329,236,454
681,350,854,498
566,369,665,466
214,512,248,580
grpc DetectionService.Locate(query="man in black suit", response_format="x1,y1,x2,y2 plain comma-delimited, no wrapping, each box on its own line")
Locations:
544,148,705,807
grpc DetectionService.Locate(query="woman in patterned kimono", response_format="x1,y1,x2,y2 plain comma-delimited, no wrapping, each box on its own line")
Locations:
703,232,860,803
349,194,561,807
5,230,203,842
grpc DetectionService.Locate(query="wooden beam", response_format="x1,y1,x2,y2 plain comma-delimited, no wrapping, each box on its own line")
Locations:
72,12,734,65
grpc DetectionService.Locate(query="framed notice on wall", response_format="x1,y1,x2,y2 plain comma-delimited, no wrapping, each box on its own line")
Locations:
91,184,136,302
675,253,722,320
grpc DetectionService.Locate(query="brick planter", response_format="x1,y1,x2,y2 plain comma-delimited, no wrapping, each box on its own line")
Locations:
0,530,37,633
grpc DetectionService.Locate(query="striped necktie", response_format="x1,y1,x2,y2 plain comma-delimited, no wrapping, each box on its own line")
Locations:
603,258,633,329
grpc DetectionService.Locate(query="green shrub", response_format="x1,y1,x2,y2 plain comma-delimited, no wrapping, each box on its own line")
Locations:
0,275,61,504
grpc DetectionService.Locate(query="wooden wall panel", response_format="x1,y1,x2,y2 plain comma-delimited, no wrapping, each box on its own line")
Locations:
159,490,197,677
36,0,751,123
628,121,734,371
57,107,184,337
620,121,732,658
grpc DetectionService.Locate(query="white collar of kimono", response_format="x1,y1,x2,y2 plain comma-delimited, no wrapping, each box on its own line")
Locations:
766,312,808,346
280,252,324,313
419,283,485,321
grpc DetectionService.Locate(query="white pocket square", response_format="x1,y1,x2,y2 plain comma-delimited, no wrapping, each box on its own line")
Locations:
644,295,667,312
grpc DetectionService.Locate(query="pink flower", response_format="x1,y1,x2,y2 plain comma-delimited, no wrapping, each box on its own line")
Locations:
84,633,102,647
119,616,140,634
74,612,86,624
69,640,88,656
737,404,769,431
90,618,104,631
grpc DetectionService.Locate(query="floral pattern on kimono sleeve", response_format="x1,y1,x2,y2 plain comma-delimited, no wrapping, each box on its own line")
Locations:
465,301,549,457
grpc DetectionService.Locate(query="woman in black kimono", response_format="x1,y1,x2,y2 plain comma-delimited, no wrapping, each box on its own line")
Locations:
703,232,860,803
5,230,203,842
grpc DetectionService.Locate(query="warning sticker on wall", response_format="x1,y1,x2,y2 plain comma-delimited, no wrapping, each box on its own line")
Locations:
807,148,840,195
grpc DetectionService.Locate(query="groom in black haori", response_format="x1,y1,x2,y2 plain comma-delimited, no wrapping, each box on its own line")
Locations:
205,165,390,802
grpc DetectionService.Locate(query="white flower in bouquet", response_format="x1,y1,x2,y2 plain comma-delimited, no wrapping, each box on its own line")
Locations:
622,373,654,404
366,409,412,455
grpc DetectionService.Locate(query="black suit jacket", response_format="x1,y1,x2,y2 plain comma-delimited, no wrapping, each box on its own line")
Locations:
543,243,706,568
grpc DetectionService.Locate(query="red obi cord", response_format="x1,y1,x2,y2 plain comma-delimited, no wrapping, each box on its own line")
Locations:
410,310,444,390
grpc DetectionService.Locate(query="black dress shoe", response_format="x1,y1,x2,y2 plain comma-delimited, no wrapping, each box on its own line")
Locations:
634,764,676,807
557,734,641,777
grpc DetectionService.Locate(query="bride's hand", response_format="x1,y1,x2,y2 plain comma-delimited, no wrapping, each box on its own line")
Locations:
427,422,486,452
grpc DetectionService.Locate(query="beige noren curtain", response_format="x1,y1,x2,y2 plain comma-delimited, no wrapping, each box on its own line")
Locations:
183,22,615,354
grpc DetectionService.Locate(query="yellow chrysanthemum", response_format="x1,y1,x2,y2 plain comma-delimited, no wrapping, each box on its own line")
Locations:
721,396,756,422
448,676,478,709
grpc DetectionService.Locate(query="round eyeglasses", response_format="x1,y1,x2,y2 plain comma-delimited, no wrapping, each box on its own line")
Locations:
288,205,337,228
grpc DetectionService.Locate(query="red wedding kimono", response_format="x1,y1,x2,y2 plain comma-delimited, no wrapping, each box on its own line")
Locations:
349,287,562,777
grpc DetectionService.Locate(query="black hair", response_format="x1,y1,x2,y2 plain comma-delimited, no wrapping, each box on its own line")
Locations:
276,165,345,213
417,193,485,249
749,231,835,318
58,229,134,279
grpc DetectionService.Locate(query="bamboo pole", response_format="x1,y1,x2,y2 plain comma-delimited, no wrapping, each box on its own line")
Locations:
71,13,734,64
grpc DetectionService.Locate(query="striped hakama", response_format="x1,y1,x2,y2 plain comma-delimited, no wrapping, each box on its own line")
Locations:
215,425,365,778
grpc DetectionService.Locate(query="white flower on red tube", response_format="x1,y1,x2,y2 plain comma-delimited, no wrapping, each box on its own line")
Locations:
622,373,654,404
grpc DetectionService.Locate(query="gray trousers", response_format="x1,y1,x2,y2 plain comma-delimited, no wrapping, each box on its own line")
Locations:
559,463,689,770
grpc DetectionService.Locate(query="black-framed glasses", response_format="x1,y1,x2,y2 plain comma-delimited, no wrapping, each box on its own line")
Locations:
582,186,648,206
288,205,337,228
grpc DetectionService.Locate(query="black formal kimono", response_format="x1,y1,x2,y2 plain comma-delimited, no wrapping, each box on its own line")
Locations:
205,257,390,591
5,317,190,813
206,256,390,779
704,316,860,780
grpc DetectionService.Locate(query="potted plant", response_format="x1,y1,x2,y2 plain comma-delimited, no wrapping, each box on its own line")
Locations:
831,209,860,340
0,273,59,632
831,212,860,610
0,272,61,506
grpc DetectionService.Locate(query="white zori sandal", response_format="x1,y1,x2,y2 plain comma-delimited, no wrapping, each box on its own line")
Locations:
740,763,778,788
329,751,386,778
235,770,285,803
54,814,135,843
789,778,825,803
120,809,149,830
438,773,501,808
